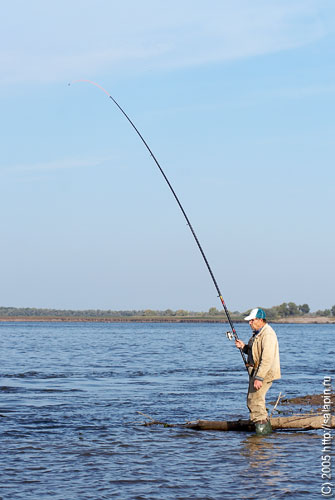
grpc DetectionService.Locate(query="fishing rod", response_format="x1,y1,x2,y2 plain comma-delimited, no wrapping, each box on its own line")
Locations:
69,79,248,370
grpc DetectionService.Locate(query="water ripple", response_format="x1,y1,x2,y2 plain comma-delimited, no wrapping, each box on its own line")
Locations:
0,321,333,499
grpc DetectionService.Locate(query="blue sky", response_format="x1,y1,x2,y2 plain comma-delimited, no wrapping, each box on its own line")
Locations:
1,0,334,312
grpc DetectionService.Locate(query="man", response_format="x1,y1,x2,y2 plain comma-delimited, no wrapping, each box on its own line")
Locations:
235,308,280,435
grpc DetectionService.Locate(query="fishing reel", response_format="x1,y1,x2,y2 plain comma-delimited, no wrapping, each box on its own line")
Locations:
226,331,234,341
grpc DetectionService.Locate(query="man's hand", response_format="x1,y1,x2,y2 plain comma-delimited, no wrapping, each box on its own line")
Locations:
235,339,245,349
254,379,263,390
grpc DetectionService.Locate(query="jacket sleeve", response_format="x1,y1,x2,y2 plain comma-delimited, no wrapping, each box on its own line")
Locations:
254,331,277,381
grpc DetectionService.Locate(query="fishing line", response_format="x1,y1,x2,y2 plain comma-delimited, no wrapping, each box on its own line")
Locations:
69,79,247,369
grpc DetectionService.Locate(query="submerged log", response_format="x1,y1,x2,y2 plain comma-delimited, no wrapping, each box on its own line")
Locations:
186,414,335,431
137,393,335,431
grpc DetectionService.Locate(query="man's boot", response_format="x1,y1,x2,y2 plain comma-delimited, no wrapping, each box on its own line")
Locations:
255,419,272,436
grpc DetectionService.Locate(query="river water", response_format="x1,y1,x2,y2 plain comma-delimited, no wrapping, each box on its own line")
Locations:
0,321,334,499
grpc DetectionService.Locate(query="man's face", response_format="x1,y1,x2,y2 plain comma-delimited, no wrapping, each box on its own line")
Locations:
249,318,264,331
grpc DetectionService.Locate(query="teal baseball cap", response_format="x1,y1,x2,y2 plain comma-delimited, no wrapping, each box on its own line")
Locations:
244,308,266,321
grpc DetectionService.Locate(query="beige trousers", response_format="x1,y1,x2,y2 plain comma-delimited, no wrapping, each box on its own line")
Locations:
247,377,272,422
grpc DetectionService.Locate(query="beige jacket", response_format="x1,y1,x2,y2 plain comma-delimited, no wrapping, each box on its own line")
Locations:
251,323,281,381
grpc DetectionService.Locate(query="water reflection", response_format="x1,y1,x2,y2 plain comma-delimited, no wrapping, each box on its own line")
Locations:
240,434,289,496
239,432,320,498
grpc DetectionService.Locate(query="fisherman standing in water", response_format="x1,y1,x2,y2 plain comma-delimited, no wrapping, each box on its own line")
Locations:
235,308,280,435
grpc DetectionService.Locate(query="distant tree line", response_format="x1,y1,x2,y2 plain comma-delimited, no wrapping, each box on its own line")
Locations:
264,302,311,320
208,302,335,320
0,307,205,318
0,302,334,319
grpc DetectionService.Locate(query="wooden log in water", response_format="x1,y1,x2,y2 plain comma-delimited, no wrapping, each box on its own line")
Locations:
186,414,335,431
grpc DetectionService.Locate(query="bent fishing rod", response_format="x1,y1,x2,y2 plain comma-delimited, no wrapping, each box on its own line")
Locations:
69,79,248,370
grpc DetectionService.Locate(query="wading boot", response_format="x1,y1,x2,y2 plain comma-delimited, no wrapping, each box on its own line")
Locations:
255,419,272,436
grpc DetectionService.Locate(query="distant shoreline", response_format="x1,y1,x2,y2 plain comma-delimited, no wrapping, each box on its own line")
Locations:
0,316,334,324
